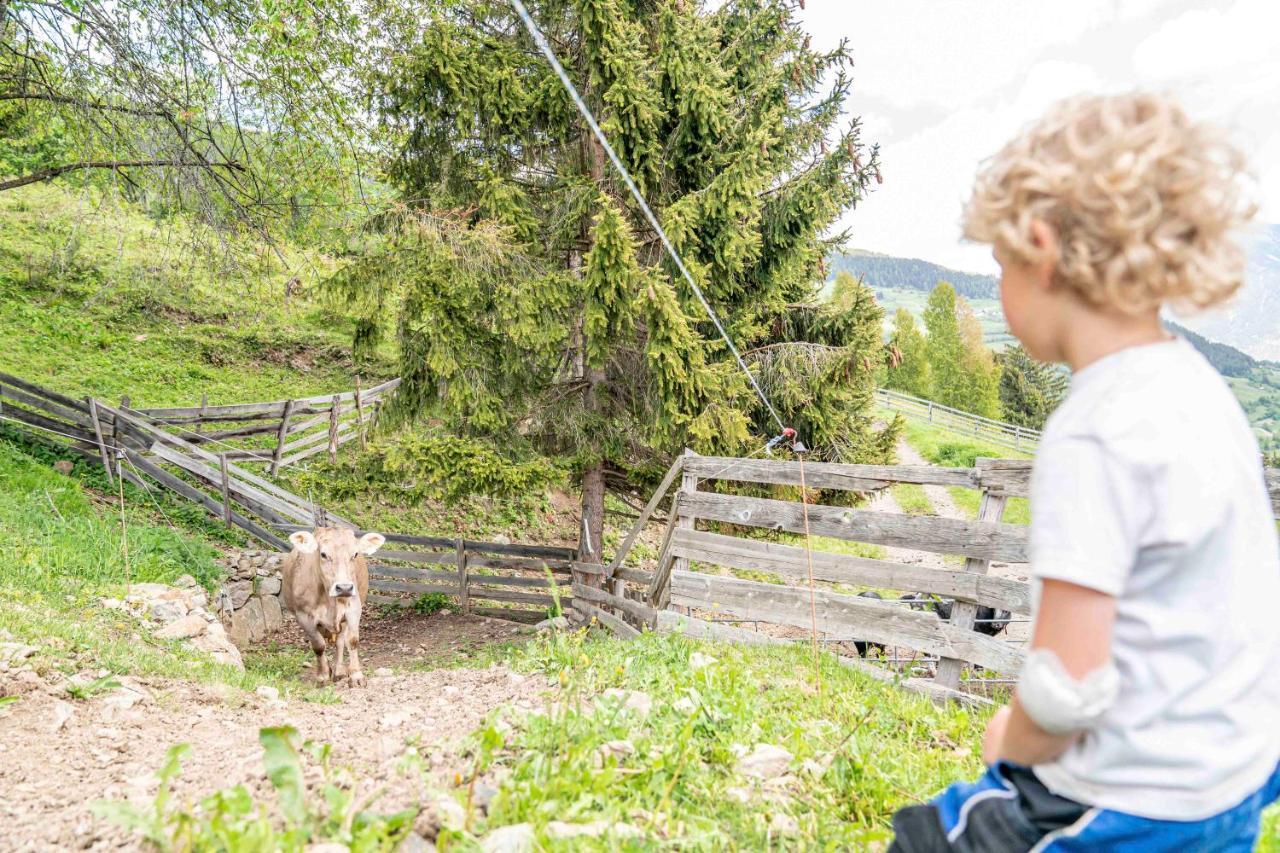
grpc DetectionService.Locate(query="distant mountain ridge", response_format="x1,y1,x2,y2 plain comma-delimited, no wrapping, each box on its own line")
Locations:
829,250,999,301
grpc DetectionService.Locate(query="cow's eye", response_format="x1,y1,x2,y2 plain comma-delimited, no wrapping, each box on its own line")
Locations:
320,550,329,560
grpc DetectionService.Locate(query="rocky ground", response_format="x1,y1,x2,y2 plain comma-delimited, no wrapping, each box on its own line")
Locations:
0,612,551,851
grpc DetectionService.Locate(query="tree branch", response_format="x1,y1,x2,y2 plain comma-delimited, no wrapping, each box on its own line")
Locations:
0,159,246,193
0,90,171,118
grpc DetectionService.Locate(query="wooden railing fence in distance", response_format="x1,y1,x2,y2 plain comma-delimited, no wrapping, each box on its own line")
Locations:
875,388,1040,452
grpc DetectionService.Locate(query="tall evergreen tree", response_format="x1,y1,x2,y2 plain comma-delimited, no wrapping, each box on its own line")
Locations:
344,0,889,564
886,307,931,397
924,282,965,409
998,344,1068,429
957,298,1001,419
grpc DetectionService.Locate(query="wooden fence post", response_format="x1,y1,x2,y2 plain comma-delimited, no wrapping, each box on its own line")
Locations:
934,488,1008,690
328,394,340,463
270,399,295,476
456,538,470,614
196,393,208,435
87,398,114,486
648,449,696,609
354,376,366,450
219,453,232,527
114,395,130,480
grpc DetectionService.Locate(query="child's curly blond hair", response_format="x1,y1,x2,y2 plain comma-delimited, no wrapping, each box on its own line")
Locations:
963,92,1256,314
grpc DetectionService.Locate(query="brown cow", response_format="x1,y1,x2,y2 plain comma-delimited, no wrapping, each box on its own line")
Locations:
282,527,385,686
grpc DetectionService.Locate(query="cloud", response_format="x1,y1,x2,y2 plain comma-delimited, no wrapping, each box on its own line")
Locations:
799,0,1280,271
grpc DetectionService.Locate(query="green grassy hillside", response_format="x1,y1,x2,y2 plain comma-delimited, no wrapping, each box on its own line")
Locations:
0,186,391,407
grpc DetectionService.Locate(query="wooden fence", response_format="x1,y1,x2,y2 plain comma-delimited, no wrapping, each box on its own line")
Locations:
571,450,1280,705
136,378,400,473
875,388,1040,452
0,371,573,621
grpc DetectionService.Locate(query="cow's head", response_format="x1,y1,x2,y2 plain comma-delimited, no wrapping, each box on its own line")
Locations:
289,527,385,599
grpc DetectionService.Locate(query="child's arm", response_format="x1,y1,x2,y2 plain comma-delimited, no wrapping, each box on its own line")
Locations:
984,578,1117,766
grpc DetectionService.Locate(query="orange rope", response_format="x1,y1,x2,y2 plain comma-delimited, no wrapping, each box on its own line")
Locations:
796,451,822,697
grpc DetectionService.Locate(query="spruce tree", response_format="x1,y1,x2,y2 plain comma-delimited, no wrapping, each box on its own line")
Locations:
998,344,1068,429
886,307,931,397
345,0,890,563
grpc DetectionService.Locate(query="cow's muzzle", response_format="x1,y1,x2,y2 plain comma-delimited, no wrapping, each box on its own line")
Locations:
331,582,356,598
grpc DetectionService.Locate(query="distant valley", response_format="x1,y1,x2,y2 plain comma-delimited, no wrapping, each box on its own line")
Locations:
829,236,1280,449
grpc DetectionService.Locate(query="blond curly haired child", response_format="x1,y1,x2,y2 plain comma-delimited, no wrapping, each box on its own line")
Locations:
889,92,1280,852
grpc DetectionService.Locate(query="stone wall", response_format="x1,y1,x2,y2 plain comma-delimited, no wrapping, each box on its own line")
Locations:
217,550,289,649
103,577,244,668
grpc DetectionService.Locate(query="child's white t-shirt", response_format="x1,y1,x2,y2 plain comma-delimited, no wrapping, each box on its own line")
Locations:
1028,337,1280,820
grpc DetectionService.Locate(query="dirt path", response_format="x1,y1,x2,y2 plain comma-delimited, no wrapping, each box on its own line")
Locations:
0,613,551,851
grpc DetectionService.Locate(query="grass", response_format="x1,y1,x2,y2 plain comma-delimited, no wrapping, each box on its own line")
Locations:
452,629,989,848
891,482,934,516
0,436,335,701
0,185,394,408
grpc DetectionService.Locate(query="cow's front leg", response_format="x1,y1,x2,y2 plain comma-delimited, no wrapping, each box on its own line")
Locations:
332,618,349,683
345,606,365,688
296,613,330,683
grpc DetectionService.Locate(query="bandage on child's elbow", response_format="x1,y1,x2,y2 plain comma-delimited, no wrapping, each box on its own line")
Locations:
1015,648,1120,736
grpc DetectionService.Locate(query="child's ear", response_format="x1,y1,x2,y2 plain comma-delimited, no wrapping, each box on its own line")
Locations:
1027,219,1060,289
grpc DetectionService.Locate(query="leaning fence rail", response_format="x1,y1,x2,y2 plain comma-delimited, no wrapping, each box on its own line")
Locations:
875,388,1040,451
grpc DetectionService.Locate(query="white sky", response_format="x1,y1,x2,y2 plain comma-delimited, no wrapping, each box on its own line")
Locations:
798,0,1280,274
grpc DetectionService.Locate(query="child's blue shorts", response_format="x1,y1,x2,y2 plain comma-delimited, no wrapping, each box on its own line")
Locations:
889,760,1280,852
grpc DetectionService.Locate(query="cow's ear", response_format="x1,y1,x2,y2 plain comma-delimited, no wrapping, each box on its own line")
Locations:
356,532,386,555
289,531,318,554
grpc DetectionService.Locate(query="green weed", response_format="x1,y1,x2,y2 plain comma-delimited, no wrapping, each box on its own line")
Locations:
93,728,415,850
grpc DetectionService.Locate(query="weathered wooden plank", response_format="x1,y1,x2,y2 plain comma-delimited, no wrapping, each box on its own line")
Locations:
0,371,86,411
681,491,1028,563
367,565,460,583
122,450,288,550
671,528,1033,614
574,601,640,639
0,382,93,428
371,549,456,566
276,427,356,467
572,583,656,626
466,588,562,607
614,567,654,585
465,554,571,573
468,573,570,589
936,492,1009,689
180,421,284,443
137,378,402,421
606,455,684,574
369,579,460,596
151,443,313,525
684,456,977,491
974,458,1033,498
465,542,576,559
669,571,1024,675
0,403,98,447
86,398,115,486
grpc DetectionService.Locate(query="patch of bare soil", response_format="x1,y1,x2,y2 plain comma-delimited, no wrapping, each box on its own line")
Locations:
0,613,553,851
279,610,537,671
